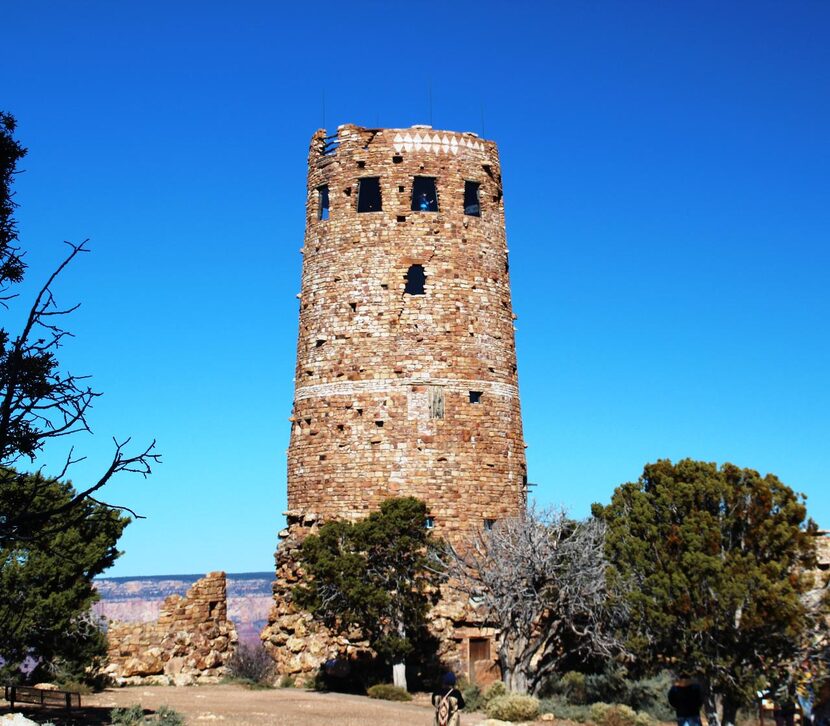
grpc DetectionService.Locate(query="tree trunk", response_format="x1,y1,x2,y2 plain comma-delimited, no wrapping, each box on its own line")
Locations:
721,695,739,726
392,662,407,690
705,690,722,726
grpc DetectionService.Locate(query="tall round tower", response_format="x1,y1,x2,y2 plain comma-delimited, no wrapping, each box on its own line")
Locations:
287,124,526,544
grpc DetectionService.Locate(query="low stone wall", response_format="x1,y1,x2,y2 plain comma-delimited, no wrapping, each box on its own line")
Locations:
260,522,500,687
103,571,238,686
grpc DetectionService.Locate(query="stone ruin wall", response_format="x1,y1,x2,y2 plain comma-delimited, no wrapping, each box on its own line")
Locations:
103,571,238,686
266,124,526,685
287,124,527,546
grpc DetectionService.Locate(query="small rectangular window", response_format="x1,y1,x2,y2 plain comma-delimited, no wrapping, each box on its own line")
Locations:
425,516,435,530
469,390,482,404
464,181,481,216
484,518,495,531
357,177,382,212
317,185,330,220
411,177,439,212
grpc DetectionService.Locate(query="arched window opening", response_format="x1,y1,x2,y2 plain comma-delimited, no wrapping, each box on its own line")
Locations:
411,177,438,212
357,177,382,212
404,264,426,295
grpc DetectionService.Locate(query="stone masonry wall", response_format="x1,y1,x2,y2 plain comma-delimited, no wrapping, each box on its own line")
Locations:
261,524,500,687
287,124,527,546
103,571,238,686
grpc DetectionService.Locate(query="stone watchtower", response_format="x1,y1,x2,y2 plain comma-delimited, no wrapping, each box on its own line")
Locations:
286,124,527,541
264,124,526,684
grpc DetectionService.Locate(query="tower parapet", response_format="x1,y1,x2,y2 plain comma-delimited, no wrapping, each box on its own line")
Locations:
287,124,526,544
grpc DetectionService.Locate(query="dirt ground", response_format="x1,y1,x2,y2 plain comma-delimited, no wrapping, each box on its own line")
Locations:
1,683,492,725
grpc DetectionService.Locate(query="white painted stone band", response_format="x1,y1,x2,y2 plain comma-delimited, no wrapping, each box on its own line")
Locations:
392,132,486,155
295,377,518,401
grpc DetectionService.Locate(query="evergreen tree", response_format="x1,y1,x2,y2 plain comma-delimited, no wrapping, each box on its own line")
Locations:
0,470,129,682
593,459,820,726
293,497,440,691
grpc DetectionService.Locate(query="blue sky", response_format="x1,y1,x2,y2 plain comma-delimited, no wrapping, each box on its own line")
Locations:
3,1,828,576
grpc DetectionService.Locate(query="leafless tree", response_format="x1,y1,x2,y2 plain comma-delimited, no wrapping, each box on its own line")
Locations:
0,113,159,546
0,241,160,545
439,505,628,695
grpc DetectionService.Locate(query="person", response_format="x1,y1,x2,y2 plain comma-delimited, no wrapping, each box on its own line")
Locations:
418,192,432,211
432,672,465,726
668,673,703,726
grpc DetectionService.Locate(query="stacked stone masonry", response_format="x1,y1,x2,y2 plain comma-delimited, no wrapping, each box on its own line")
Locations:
104,572,238,686
262,523,500,688
266,125,526,685
288,124,527,545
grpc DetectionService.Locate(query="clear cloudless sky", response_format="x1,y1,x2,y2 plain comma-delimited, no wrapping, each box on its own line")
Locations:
3,1,829,576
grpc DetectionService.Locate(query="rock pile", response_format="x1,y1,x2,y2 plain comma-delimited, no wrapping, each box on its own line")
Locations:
103,571,238,686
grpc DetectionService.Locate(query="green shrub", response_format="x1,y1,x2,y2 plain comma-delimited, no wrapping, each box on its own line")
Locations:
487,693,541,722
110,704,145,725
460,680,483,712
155,706,185,726
590,702,638,726
278,674,296,688
634,711,657,726
110,704,186,725
562,670,588,704
366,683,413,701
540,695,591,722
481,679,508,708
586,670,629,706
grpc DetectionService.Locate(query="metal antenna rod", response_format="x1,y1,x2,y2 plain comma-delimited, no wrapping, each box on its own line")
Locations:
429,83,433,126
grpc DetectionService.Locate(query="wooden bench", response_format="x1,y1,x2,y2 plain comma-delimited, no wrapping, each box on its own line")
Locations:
3,685,81,711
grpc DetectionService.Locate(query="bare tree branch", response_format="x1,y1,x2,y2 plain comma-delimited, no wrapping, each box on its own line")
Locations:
437,504,629,695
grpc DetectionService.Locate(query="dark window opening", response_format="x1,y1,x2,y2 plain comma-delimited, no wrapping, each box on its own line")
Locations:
208,600,219,617
357,177,381,212
375,420,384,428
522,474,528,487
469,391,482,404
397,215,406,223
344,187,352,196
483,519,495,531
470,637,490,662
317,185,330,221
425,516,435,530
349,302,357,312
482,164,494,179
393,155,403,164
356,408,363,416
398,185,405,192
404,264,426,295
357,160,366,168
411,176,439,212
464,181,481,216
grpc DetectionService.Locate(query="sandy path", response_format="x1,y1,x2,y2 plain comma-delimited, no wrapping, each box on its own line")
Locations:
77,684,488,725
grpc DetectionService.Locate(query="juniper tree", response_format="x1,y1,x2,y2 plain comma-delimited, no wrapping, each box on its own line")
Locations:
593,459,821,726
0,470,129,682
293,497,440,691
